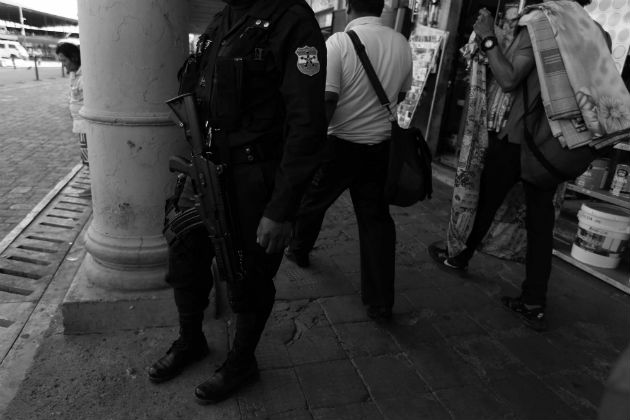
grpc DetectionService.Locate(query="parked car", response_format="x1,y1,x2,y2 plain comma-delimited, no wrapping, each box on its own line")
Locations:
0,40,29,60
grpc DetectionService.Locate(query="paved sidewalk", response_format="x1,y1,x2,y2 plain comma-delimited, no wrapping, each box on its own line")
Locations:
2,184,629,420
0,75,80,240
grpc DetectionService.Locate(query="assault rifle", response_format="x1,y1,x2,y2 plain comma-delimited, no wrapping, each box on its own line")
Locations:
166,93,246,291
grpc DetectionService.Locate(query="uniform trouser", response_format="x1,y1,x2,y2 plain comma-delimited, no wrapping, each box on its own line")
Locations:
456,134,558,307
166,160,284,357
290,136,396,308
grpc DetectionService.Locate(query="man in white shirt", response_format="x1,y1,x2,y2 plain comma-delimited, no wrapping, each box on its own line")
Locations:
285,0,412,320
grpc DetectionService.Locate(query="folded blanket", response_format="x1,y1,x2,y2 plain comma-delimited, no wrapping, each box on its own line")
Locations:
520,12,581,121
534,1,630,136
521,10,593,149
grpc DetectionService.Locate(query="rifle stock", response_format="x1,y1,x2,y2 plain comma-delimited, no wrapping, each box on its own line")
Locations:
166,93,245,288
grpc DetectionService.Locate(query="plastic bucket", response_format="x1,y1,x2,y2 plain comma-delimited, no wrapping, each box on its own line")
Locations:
571,203,630,269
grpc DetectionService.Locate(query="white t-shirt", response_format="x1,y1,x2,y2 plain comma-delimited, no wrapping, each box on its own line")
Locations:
326,16,412,144
69,67,86,134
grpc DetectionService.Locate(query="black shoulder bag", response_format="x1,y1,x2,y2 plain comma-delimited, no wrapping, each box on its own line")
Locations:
347,30,433,206
520,78,605,189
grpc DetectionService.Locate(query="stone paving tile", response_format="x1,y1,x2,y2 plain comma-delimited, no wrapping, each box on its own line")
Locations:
434,384,515,420
237,368,307,418
420,263,470,289
487,373,581,420
542,369,604,420
499,333,579,375
407,341,483,390
395,266,440,291
275,261,355,301
0,78,80,240
332,321,401,358
451,335,528,381
353,354,429,400
287,325,346,366
376,394,451,420
431,311,488,338
466,304,525,332
295,359,369,410
328,253,361,275
319,295,370,324
242,408,314,420
3,322,243,420
543,326,625,380
385,316,443,348
311,402,384,420
256,329,294,370
402,287,461,314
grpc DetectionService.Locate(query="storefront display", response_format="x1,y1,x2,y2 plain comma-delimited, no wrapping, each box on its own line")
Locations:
553,2,630,294
310,0,630,291
397,24,448,129
418,0,630,292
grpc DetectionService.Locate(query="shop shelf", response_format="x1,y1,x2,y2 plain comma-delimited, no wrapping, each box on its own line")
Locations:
553,238,630,295
565,183,630,210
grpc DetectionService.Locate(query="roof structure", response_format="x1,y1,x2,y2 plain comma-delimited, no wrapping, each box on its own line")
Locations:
0,1,77,36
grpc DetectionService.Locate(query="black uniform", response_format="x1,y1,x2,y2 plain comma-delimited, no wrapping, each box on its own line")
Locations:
150,0,327,402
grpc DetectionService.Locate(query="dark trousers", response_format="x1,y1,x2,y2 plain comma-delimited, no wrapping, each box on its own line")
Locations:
290,136,396,308
166,160,284,354
457,135,557,306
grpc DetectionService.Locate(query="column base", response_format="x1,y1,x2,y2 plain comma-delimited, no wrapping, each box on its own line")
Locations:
62,256,223,334
83,253,169,291
62,257,176,334
84,225,170,291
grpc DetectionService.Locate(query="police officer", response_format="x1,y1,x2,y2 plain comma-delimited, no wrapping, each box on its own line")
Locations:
148,0,327,404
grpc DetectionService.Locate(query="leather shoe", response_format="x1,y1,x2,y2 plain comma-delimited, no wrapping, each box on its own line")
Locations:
148,336,209,383
195,356,259,404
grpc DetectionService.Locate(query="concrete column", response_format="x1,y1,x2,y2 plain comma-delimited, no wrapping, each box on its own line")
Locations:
77,0,189,291
18,7,25,36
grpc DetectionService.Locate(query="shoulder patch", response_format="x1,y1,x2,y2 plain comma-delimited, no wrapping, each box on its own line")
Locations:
295,46,320,76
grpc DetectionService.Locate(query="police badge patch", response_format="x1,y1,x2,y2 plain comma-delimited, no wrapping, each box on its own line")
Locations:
295,46,320,76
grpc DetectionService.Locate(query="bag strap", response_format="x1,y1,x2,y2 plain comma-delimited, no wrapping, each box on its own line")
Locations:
347,30,396,122
521,78,573,181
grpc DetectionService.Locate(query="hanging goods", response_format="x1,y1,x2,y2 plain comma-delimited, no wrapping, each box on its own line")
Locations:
347,30,433,207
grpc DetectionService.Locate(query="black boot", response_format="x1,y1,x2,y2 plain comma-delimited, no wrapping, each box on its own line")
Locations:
149,311,209,383
194,351,259,404
194,311,269,403
148,331,209,383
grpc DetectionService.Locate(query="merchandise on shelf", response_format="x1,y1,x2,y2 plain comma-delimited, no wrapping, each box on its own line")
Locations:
571,202,630,269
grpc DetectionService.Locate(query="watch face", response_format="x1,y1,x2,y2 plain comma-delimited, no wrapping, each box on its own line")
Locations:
484,38,494,49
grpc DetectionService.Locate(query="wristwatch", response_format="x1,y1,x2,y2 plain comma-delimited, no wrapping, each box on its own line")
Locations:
481,35,498,52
